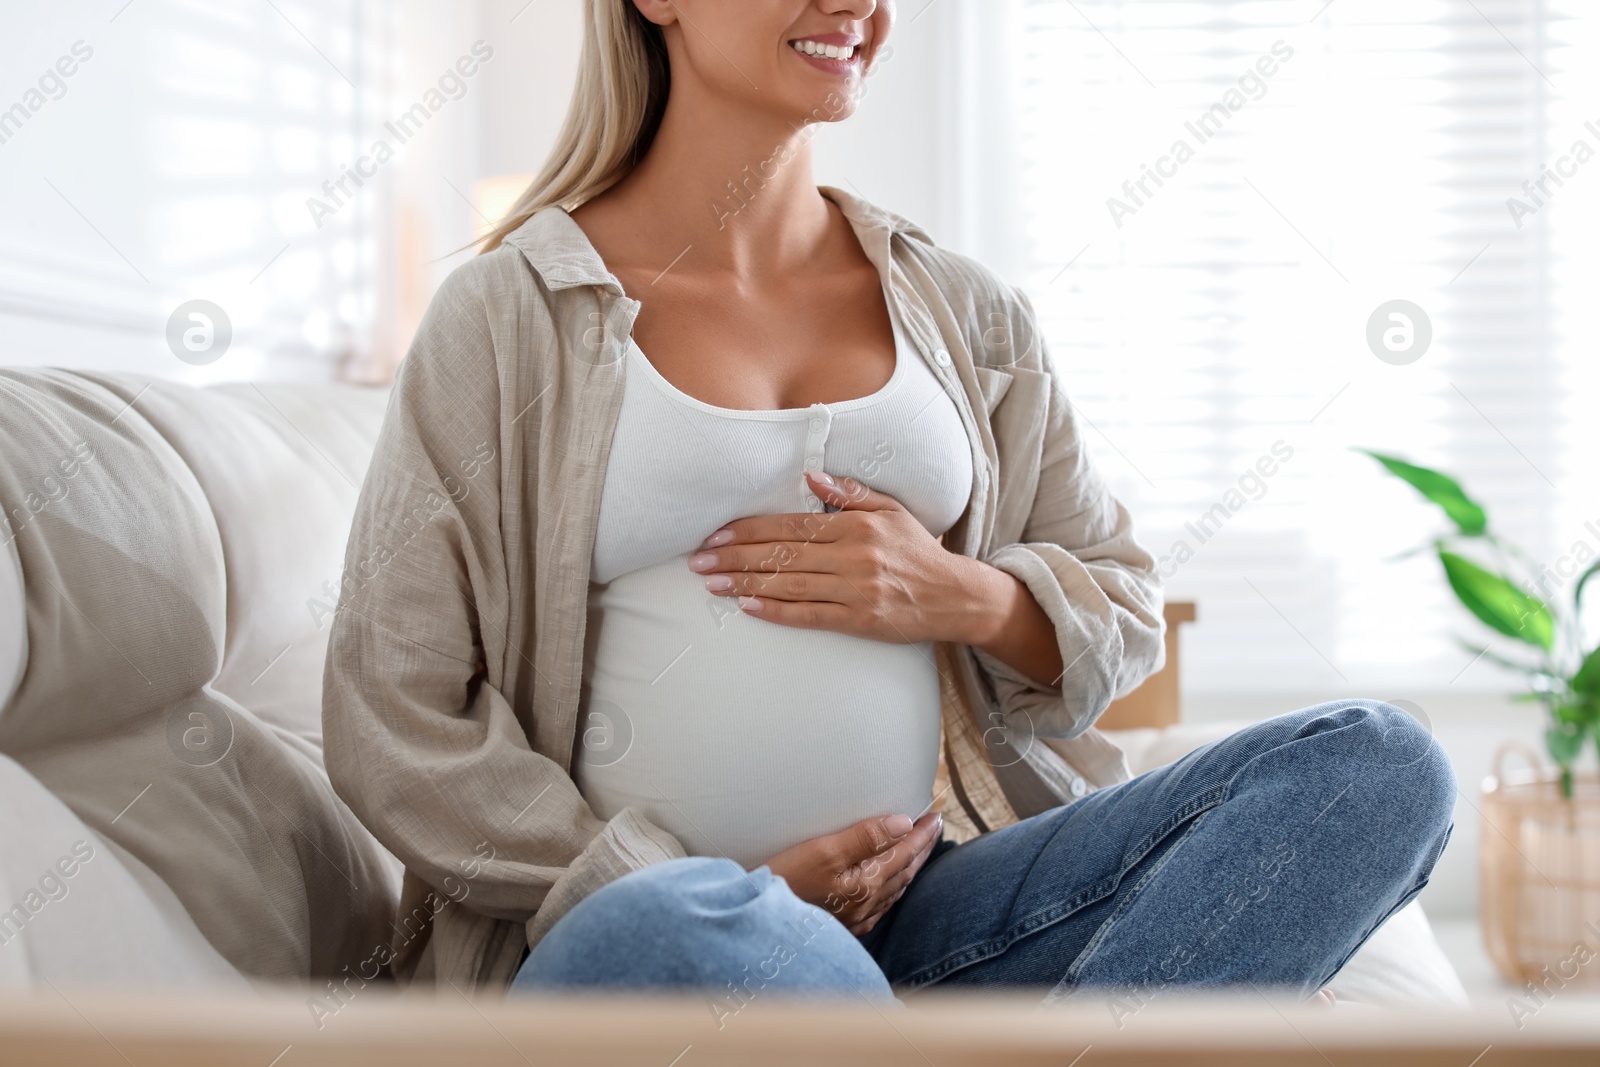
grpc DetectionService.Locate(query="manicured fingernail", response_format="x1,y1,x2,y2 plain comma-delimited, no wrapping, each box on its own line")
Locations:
885,814,913,837
704,575,733,592
811,471,836,489
738,596,762,613
702,529,733,548
688,552,717,572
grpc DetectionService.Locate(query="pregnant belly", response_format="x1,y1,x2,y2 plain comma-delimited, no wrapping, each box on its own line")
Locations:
575,555,942,869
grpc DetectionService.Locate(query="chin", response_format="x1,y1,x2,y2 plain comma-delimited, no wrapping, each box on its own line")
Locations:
772,82,866,130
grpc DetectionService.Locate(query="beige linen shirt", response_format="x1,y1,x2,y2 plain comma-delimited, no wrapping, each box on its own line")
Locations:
321,187,1166,993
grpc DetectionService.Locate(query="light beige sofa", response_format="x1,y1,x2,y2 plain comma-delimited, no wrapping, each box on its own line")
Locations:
0,368,1462,1007
0,369,400,989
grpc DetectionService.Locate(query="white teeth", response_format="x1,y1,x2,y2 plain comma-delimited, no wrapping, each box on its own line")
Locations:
791,40,855,61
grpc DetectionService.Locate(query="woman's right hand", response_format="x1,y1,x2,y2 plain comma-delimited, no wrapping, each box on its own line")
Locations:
759,811,943,935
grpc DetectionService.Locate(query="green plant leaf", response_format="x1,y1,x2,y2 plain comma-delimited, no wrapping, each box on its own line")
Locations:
1439,551,1555,650
1454,639,1562,682
1553,700,1589,726
1385,540,1445,565
1575,559,1600,610
1358,450,1488,535
1546,721,1586,765
1574,645,1600,695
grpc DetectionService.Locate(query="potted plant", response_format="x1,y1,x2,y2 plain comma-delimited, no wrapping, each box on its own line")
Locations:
1361,449,1600,986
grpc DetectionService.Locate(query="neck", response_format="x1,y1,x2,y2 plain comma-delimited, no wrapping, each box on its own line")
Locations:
597,82,845,278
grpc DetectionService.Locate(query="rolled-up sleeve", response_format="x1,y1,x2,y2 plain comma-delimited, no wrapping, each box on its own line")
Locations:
972,288,1165,740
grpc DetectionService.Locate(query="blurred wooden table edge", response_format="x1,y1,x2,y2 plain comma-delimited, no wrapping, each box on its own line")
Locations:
1,986,1596,1066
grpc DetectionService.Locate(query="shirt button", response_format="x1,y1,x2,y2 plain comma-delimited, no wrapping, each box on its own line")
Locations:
809,417,824,432
804,457,820,471
934,349,951,366
1070,778,1088,798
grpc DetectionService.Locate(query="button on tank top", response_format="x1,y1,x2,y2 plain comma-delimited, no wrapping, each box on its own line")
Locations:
575,300,973,867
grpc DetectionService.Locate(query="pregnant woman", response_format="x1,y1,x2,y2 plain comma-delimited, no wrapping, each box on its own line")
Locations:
323,0,1455,1008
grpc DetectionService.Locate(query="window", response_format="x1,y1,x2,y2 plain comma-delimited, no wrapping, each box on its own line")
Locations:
1,1,480,383
973,0,1599,694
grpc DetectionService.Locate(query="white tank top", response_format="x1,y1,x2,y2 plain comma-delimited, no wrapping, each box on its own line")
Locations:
575,306,973,868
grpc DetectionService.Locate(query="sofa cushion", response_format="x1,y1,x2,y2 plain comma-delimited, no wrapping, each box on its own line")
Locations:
0,535,22,715
173,381,391,750
0,369,398,985
0,754,249,990
1325,890,1468,1007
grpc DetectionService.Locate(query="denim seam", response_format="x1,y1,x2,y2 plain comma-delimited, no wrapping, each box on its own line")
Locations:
1060,801,1217,987
894,784,1230,991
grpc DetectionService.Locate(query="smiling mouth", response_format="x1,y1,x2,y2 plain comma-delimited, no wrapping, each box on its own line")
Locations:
789,39,860,63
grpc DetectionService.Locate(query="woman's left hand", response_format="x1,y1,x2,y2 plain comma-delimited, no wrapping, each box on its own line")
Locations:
686,470,983,645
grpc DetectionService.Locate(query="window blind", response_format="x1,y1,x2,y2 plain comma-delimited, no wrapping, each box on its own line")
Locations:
0,0,403,381
990,0,1598,693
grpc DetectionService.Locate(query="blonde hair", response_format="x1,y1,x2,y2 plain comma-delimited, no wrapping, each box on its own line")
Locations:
477,0,669,253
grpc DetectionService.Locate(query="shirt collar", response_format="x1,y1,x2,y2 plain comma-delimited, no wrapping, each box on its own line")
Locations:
502,206,624,294
819,184,932,240
501,185,934,295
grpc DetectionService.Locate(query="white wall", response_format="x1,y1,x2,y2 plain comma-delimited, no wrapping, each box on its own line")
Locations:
475,0,585,180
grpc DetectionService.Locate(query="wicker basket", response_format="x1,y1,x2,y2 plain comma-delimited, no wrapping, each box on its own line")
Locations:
1479,742,1600,986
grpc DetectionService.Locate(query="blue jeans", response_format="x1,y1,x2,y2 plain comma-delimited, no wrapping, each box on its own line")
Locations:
510,701,1455,1005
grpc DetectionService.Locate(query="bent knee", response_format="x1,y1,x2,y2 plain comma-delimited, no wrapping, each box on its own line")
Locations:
1323,699,1457,832
576,856,771,927
525,857,791,981
523,856,887,995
